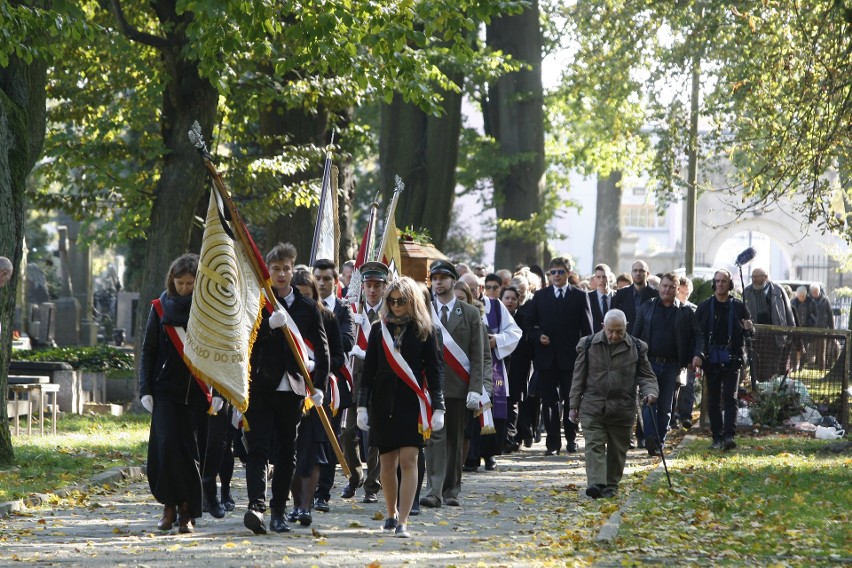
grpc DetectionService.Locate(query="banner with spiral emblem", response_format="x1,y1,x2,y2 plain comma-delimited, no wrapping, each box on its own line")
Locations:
183,190,265,413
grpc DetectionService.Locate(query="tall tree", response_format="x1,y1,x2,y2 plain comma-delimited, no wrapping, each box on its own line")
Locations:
483,0,546,268
0,0,89,465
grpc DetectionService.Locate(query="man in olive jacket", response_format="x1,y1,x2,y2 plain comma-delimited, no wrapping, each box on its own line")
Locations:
568,309,658,499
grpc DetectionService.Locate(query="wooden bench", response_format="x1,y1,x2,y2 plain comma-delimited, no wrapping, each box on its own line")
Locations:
8,376,60,436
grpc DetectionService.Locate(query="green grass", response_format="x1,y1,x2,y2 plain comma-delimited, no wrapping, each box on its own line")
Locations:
611,435,852,564
1,413,150,502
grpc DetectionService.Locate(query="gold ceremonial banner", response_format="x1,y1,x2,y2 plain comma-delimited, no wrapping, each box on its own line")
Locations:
183,191,264,413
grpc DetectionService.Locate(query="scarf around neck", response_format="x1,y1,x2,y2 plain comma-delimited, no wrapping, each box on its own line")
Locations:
159,291,192,327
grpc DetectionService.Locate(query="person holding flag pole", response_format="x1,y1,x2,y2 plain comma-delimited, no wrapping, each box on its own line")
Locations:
185,124,343,535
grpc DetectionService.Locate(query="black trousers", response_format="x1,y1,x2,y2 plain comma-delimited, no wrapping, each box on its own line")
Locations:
538,367,576,451
706,364,740,440
315,407,344,502
243,390,304,512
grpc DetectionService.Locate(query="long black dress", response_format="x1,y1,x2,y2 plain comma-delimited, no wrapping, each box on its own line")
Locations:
359,321,445,453
139,292,208,519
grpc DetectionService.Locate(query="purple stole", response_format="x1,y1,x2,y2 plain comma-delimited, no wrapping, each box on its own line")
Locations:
486,299,508,420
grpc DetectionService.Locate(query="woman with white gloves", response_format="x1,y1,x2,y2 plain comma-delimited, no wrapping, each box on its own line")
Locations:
139,253,211,534
357,276,445,538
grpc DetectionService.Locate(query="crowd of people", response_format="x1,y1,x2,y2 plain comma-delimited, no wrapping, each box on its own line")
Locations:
136,247,836,537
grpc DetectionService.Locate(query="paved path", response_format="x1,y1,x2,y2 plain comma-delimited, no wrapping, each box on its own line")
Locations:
0,439,662,566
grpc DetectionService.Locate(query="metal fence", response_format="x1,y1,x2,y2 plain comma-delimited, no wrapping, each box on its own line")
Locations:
745,324,849,428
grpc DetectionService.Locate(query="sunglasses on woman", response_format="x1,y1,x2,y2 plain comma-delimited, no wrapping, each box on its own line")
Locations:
385,297,409,306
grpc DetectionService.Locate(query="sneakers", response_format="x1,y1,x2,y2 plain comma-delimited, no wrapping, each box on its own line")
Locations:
382,517,398,532
395,524,411,538
722,436,737,451
298,510,312,527
286,508,301,523
362,491,378,504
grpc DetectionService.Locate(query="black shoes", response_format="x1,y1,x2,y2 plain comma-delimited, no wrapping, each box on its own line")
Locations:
462,464,479,472
601,486,617,498
567,442,579,453
362,491,378,503
710,439,723,450
585,484,604,499
722,436,737,451
269,510,290,533
286,508,301,523
645,437,661,457
244,508,267,535
221,488,235,512
313,498,330,512
545,449,560,456
681,418,692,430
340,480,363,499
443,497,460,507
298,510,312,527
485,457,497,471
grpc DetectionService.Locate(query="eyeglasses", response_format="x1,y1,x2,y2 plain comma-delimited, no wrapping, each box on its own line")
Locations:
484,284,501,290
549,269,566,276
385,297,409,306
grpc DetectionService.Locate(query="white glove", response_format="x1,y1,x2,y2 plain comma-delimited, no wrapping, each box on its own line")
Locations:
305,359,316,373
350,346,366,360
211,397,224,414
310,389,324,407
465,391,481,410
431,409,445,432
354,312,369,327
356,407,369,431
269,309,288,329
141,395,154,413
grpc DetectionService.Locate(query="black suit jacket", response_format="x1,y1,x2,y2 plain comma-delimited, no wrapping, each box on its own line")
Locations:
611,285,659,334
632,298,705,368
525,285,593,372
588,290,614,333
249,287,330,394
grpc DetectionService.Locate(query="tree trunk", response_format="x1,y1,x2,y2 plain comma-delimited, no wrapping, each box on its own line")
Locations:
0,55,48,466
592,171,623,270
260,103,332,260
133,35,219,364
485,1,545,269
379,84,463,251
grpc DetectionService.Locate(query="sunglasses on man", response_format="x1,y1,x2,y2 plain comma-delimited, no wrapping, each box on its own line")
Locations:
549,269,567,276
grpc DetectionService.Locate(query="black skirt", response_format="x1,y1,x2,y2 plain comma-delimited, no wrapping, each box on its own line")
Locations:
147,399,206,518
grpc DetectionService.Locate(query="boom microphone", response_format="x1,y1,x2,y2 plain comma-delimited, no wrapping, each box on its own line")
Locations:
735,247,757,267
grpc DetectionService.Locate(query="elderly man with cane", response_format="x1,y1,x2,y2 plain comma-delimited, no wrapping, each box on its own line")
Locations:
569,309,659,499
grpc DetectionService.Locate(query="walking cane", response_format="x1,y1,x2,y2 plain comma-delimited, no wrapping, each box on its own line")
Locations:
647,401,673,488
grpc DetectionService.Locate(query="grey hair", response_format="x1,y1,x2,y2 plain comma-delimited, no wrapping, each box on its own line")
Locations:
603,308,627,326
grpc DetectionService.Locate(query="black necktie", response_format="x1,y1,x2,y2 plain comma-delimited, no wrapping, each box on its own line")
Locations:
557,288,564,300
602,294,608,314
441,305,449,326
367,308,377,323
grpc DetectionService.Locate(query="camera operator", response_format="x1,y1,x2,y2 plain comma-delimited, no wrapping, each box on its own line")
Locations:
695,269,753,451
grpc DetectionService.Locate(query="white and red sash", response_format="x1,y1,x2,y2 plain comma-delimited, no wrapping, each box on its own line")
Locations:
152,299,213,407
431,304,471,383
380,322,434,440
264,296,314,398
352,303,371,350
477,387,496,434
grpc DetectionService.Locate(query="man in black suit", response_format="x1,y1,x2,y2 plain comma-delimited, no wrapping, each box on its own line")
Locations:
611,260,659,334
525,257,593,454
243,242,329,535
311,258,357,513
589,263,615,333
611,259,659,448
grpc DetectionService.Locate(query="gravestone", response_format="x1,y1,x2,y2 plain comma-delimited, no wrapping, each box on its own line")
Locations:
115,291,140,344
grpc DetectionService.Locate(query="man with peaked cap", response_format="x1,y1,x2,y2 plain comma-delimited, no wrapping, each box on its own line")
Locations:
420,259,486,508
340,260,389,504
